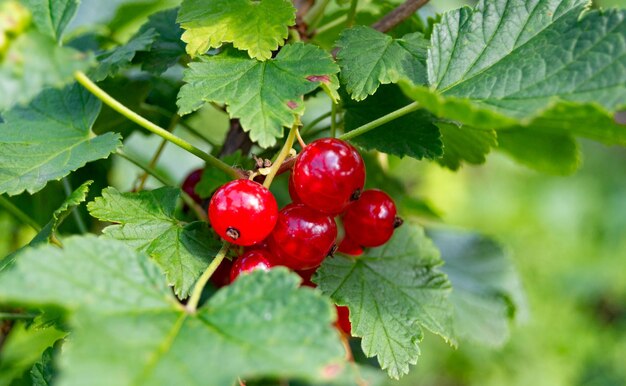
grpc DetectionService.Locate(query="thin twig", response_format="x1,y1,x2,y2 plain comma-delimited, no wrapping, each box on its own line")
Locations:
137,115,180,191
0,196,41,232
186,243,230,312
371,0,430,33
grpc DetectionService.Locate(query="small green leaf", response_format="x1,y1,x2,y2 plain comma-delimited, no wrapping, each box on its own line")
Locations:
133,8,186,75
87,187,221,298
177,0,296,60
23,0,79,42
178,43,339,147
403,0,626,145
0,31,93,112
315,223,455,379
430,229,526,347
0,237,346,385
30,346,56,386
497,129,581,175
91,27,157,82
0,83,121,196
436,122,497,170
343,85,442,160
337,26,428,101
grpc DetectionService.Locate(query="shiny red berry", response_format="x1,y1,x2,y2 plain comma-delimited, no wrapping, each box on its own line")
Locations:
209,179,278,246
335,305,351,335
288,173,302,204
267,204,337,270
182,168,204,203
230,250,274,282
343,189,399,247
338,236,363,256
292,138,365,215
210,257,233,288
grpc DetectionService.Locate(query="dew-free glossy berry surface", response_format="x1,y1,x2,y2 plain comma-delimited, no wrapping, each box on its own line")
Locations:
208,179,278,246
267,204,337,270
336,305,351,335
292,138,365,215
288,173,302,204
338,236,363,256
230,250,274,282
182,168,204,203
343,189,397,247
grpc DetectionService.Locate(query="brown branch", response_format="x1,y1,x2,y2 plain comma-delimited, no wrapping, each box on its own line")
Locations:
219,119,253,158
371,0,430,33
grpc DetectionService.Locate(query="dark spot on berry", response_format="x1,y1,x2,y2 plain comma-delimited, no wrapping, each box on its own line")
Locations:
226,227,240,240
327,243,338,257
350,188,362,201
393,216,404,229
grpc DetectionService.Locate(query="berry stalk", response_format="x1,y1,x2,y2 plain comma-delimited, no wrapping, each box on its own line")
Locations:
186,242,230,313
263,118,300,188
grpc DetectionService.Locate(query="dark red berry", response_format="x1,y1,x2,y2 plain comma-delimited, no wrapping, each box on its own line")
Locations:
267,204,337,270
209,179,278,246
292,138,365,215
230,250,274,282
343,189,397,247
210,258,233,288
338,236,363,256
297,268,317,288
182,168,204,203
335,305,351,335
288,173,302,204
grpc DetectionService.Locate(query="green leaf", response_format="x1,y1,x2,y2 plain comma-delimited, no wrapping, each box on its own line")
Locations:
337,26,428,101
0,83,121,196
0,31,93,112
315,223,455,379
497,129,581,175
87,187,221,298
343,85,442,160
31,346,56,386
178,43,339,147
0,236,346,385
91,27,157,82
23,0,79,42
429,229,526,348
436,122,497,170
177,0,296,60
133,8,186,75
195,151,242,199
403,0,626,144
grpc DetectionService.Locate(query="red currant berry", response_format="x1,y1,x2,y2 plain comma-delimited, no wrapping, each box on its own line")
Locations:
210,257,233,288
181,168,204,203
343,189,399,247
267,204,337,270
297,268,317,288
335,305,351,335
288,173,302,204
292,138,365,215
338,236,363,256
230,250,274,282
208,179,278,246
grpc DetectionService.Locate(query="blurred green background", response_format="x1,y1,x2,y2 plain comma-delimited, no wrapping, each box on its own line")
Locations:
1,0,626,385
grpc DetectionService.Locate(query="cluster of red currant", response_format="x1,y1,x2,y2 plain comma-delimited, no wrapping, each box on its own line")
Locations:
182,138,402,334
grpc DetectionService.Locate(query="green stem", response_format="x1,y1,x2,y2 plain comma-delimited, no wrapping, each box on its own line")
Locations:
116,150,207,221
339,101,420,141
306,0,331,31
137,115,180,191
316,15,348,34
330,103,338,138
62,178,87,233
301,111,332,135
0,312,38,320
74,71,240,180
186,243,230,312
0,196,41,232
346,0,359,27
263,120,299,188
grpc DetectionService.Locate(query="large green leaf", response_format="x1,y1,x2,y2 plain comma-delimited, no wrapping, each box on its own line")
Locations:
23,0,79,41
0,236,346,385
403,0,626,144
436,122,497,170
30,346,56,386
0,31,93,112
315,223,455,379
0,84,121,196
337,26,428,101
343,85,442,160
133,8,186,75
87,187,222,299
178,43,339,147
429,229,526,348
177,0,296,60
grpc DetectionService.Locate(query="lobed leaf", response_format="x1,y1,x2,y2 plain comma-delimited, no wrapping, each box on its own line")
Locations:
0,83,120,196
177,0,296,60
315,223,455,379
23,0,79,42
436,122,497,170
91,28,157,82
133,8,186,75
